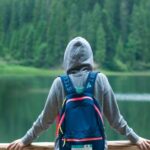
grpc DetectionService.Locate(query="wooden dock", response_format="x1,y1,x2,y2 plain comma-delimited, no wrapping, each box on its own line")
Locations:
0,141,139,150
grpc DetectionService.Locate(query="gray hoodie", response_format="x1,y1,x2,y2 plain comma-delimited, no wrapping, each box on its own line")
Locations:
21,37,140,149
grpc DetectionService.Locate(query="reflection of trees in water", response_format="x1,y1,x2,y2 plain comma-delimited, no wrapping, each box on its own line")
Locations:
0,76,150,142
105,101,150,140
0,77,30,141
108,76,150,93
0,76,54,142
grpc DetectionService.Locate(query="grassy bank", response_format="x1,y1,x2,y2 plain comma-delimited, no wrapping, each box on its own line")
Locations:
0,62,63,77
0,62,150,76
102,70,150,76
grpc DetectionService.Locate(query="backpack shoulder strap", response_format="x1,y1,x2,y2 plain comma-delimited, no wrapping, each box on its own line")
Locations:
84,71,99,94
60,75,75,95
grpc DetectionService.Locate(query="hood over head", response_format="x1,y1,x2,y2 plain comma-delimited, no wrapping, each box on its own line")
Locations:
63,37,94,74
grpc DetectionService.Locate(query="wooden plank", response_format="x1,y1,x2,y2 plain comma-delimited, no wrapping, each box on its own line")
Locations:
108,141,139,150
0,141,139,150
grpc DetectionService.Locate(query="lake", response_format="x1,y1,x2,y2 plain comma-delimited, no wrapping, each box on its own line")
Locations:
0,75,150,143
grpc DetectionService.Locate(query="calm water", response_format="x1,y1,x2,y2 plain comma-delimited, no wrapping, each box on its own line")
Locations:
0,75,150,142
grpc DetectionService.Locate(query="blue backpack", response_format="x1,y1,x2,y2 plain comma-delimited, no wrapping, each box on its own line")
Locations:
57,72,105,150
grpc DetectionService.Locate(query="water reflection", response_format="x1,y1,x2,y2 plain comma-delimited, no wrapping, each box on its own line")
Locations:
28,88,150,101
0,75,150,142
116,93,150,101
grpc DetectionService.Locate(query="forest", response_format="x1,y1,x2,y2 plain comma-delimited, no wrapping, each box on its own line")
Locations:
0,0,150,71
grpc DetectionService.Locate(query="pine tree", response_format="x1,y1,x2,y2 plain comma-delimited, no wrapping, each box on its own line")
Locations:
34,43,48,67
80,12,89,38
119,0,135,44
53,0,68,65
114,37,128,70
0,4,4,57
126,1,149,69
102,0,119,69
20,25,35,65
67,3,80,40
95,24,106,66
10,0,20,30
115,37,124,61
9,30,19,59
45,0,68,67
0,0,150,70
88,3,102,53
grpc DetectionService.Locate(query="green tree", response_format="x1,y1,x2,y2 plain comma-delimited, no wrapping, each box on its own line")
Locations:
0,0,150,70
87,3,102,53
20,25,35,65
67,3,80,39
126,1,150,69
95,24,106,66
34,43,48,67
9,30,20,59
114,37,128,71
115,37,124,61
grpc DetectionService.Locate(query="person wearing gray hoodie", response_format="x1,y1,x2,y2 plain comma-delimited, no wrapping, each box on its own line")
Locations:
7,37,150,150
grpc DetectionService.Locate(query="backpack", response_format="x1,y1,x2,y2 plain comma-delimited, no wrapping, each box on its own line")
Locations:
56,72,105,150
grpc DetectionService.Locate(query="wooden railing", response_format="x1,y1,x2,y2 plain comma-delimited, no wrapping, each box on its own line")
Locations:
0,141,139,150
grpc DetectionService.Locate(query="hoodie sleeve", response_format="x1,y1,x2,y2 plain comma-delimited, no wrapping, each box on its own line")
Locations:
21,77,60,145
100,73,140,143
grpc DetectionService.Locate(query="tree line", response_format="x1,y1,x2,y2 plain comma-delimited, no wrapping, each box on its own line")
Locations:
0,0,150,71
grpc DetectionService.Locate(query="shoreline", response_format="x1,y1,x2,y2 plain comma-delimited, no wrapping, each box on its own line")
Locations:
0,63,150,77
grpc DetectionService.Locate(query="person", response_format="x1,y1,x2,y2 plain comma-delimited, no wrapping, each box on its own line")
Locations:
7,37,150,150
